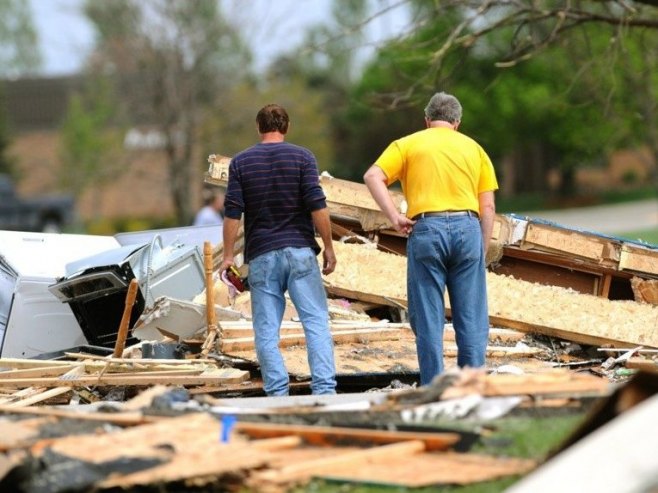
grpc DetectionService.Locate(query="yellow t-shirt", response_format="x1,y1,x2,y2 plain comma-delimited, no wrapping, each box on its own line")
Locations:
375,127,499,219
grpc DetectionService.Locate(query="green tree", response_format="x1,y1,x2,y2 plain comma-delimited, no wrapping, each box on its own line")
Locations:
82,0,251,225
340,0,657,194
0,0,41,77
0,0,42,176
59,76,125,219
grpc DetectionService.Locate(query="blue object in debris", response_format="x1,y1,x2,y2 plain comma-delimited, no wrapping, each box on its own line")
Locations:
220,414,237,443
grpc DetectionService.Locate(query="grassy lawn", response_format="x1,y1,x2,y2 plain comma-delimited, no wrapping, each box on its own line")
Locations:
613,228,658,246
289,411,587,493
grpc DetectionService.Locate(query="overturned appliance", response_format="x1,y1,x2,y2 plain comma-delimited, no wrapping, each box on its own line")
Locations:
49,237,206,350
0,231,120,358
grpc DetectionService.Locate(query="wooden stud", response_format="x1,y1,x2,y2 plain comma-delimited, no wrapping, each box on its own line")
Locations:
113,279,139,358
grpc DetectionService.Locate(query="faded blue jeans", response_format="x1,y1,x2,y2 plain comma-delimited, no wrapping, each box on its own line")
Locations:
248,247,337,396
407,214,490,385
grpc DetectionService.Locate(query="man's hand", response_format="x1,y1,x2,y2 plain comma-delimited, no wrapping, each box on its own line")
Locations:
322,247,336,275
219,257,235,274
393,213,415,235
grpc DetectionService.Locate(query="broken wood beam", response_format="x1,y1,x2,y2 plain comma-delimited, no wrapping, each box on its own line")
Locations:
234,421,459,451
113,278,139,358
0,368,250,389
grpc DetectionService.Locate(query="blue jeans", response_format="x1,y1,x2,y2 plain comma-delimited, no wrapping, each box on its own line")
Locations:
407,215,489,385
248,247,337,396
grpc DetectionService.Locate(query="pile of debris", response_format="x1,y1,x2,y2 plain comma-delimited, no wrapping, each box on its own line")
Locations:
0,159,655,491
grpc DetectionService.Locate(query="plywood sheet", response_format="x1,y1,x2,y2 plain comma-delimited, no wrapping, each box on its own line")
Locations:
523,223,615,262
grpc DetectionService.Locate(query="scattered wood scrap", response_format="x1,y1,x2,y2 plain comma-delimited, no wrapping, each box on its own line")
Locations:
4,369,593,492
0,355,250,404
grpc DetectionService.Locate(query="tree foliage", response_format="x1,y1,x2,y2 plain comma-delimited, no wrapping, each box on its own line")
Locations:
59,76,125,220
0,0,41,176
336,0,658,193
82,0,251,225
0,0,41,77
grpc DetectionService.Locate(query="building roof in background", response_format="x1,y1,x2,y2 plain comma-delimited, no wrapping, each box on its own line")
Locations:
1,76,83,132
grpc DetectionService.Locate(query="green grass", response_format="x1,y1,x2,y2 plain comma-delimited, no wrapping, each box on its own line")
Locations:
612,228,658,246
287,412,586,493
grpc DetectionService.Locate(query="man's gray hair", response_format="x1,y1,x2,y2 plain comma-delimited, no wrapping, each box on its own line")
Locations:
424,92,462,123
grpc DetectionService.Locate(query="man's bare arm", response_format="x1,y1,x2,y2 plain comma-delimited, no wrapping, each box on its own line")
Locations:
311,207,336,275
363,165,414,234
478,191,496,256
221,217,241,271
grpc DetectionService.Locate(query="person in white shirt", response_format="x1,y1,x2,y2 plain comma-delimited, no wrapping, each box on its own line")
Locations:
193,188,225,227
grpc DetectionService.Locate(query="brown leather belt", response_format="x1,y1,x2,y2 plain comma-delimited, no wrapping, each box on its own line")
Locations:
412,210,479,220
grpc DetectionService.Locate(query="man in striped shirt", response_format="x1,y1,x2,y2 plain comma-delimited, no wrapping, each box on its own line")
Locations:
221,104,337,396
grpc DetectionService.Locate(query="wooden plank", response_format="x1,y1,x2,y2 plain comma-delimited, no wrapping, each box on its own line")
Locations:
488,315,656,349
0,368,250,388
220,324,524,344
440,371,610,400
62,353,217,364
4,386,71,408
0,359,79,370
100,439,290,488
325,285,407,308
600,274,613,298
256,440,426,484
234,422,459,452
523,223,618,263
319,451,536,487
0,365,75,379
619,244,658,275
624,357,658,372
0,416,56,452
220,328,403,352
206,156,404,231
0,406,158,425
0,387,47,405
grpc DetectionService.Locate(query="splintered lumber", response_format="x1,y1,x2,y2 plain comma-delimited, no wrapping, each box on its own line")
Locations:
439,370,610,400
0,386,71,407
2,387,72,408
0,368,250,389
206,155,405,231
631,277,658,305
113,278,139,357
234,421,460,451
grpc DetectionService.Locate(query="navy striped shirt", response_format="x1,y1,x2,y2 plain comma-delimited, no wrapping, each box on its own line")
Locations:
224,142,327,262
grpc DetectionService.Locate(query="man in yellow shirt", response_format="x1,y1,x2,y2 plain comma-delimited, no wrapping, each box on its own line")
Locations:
364,91,498,385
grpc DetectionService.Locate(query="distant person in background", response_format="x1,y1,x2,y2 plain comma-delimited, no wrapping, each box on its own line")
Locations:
193,188,225,227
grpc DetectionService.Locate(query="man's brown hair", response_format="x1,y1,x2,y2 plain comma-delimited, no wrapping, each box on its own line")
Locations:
256,104,289,134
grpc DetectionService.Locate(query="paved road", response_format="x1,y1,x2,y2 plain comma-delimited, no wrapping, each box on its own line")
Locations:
517,198,658,235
